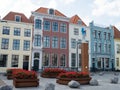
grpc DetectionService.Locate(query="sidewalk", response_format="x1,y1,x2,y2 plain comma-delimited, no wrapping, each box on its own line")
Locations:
0,72,120,90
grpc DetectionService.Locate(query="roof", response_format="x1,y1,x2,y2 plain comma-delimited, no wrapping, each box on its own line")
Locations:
2,11,30,23
35,7,66,17
70,15,86,26
113,26,120,38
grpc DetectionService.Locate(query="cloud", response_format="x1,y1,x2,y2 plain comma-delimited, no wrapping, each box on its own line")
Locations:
47,0,57,9
92,0,120,17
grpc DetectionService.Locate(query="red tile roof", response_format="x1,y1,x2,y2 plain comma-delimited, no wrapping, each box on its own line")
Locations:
35,7,66,17
113,26,120,38
70,15,86,26
2,11,30,23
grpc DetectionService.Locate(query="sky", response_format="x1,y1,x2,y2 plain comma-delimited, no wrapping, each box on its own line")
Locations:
0,0,120,29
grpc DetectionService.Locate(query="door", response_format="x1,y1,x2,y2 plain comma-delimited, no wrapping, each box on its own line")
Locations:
33,59,39,71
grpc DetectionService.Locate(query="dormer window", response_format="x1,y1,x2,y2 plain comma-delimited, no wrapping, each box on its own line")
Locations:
49,8,54,15
15,15,21,22
78,20,82,25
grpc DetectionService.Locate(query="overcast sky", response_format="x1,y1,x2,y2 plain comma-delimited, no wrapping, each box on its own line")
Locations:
0,0,120,29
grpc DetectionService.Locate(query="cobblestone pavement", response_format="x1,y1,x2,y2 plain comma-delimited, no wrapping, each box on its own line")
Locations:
0,72,120,90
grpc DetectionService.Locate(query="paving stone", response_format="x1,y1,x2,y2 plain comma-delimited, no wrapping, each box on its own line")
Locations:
45,83,55,90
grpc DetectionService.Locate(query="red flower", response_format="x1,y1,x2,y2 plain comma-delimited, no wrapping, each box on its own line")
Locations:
13,69,37,79
57,71,90,78
42,68,66,75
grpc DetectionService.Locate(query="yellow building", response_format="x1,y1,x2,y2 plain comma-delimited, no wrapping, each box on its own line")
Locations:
0,12,33,72
113,26,120,70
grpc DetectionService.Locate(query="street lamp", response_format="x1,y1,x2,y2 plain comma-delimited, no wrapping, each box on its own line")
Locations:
76,40,81,71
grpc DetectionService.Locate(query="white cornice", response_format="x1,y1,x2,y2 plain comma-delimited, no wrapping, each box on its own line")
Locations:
32,11,70,22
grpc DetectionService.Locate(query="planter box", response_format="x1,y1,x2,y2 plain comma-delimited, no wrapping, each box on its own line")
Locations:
56,77,91,85
13,78,39,88
41,74,58,78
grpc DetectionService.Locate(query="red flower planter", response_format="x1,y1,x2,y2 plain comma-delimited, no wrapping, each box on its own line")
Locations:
41,68,66,78
13,78,39,88
56,77,91,85
56,71,91,85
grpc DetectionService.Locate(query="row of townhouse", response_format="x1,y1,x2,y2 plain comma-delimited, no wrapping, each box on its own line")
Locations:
0,7,120,72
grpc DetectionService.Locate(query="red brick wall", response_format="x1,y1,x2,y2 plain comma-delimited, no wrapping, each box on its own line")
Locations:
43,18,69,67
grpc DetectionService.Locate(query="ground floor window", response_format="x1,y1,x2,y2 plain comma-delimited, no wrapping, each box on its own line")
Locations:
71,53,76,67
97,57,101,68
23,55,29,70
60,54,66,67
43,53,49,66
0,54,8,67
79,54,81,67
116,58,119,67
105,58,109,68
51,53,58,66
11,55,19,67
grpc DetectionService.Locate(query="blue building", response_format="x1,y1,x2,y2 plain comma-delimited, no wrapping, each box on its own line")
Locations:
89,21,115,71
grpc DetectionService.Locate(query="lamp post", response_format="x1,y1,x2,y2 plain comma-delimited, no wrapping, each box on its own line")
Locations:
76,41,81,71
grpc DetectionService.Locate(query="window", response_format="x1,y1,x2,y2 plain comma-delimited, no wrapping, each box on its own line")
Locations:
60,38,66,49
43,36,50,48
24,29,31,37
79,54,81,67
108,33,111,40
14,28,20,36
117,44,120,53
2,26,10,35
104,32,106,40
74,28,79,35
71,53,76,67
93,30,97,38
60,54,66,67
52,53,58,66
52,22,58,32
98,31,101,39
60,23,67,33
49,9,54,15
116,58,119,67
105,58,109,68
98,43,101,52
1,38,9,49
97,58,101,68
43,20,50,31
34,35,41,46
52,36,58,48
34,53,39,58
24,40,30,51
108,44,111,53
0,54,8,67
23,55,29,60
13,39,20,50
43,53,50,66
78,20,82,25
104,44,107,53
35,19,41,29
11,55,19,67
94,42,97,52
71,39,76,49
15,15,21,22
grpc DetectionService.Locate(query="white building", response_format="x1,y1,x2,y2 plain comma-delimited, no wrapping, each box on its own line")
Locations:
0,12,33,72
69,15,90,71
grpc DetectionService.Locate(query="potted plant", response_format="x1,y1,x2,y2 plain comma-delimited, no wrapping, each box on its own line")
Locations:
56,71,91,85
41,68,66,78
13,69,39,88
